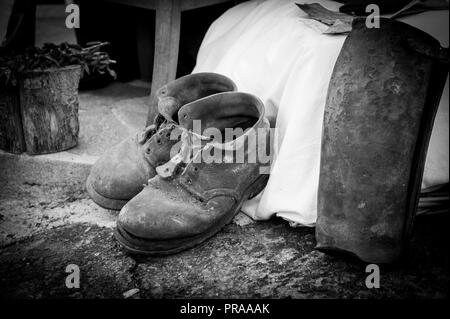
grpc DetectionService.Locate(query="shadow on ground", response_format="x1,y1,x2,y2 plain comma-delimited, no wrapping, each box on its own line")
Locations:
0,212,448,299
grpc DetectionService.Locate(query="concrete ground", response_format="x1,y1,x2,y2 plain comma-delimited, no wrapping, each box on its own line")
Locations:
0,83,449,299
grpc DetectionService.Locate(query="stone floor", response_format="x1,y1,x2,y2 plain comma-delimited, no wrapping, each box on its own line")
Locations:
0,83,449,299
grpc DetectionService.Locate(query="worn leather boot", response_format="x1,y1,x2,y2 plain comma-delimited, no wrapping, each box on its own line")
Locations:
115,92,272,255
316,18,449,263
86,73,236,210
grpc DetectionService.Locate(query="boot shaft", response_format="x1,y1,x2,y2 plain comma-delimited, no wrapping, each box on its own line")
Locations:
155,72,238,123
142,73,238,168
316,18,449,263
156,91,272,202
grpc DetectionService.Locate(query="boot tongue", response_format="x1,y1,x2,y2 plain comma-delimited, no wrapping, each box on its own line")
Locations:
138,96,181,145
158,96,181,122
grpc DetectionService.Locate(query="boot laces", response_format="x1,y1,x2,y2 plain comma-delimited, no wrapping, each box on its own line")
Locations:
155,128,211,179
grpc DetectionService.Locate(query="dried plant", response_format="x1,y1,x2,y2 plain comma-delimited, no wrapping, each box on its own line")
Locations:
0,41,116,87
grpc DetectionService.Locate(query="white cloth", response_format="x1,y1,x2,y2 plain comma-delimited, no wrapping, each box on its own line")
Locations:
193,0,449,226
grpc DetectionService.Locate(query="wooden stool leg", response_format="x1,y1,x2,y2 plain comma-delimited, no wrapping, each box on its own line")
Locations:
146,0,181,126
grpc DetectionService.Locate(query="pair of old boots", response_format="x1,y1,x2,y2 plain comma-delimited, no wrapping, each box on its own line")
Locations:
87,73,271,255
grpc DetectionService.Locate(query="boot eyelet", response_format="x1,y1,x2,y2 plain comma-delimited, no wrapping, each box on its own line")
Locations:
193,167,198,172
146,148,151,154
156,139,162,145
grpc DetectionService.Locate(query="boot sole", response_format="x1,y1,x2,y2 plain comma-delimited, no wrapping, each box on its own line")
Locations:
86,174,129,210
114,173,270,255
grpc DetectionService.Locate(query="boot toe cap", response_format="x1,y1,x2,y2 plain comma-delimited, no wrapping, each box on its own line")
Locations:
117,182,225,240
88,137,152,200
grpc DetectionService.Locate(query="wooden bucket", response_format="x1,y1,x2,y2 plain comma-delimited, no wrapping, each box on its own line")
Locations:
18,65,81,155
0,85,26,154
